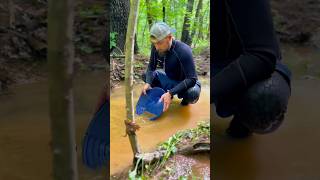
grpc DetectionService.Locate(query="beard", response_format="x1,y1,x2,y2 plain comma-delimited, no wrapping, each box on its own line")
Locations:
157,50,167,57
157,41,172,57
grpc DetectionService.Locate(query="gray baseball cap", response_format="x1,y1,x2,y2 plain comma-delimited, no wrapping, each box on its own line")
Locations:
150,22,176,43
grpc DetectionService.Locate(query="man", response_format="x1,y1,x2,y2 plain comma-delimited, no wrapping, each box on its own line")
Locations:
212,0,291,138
142,22,201,112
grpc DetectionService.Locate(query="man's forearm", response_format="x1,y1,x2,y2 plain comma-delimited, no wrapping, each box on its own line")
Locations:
211,52,275,103
169,78,196,96
145,69,154,84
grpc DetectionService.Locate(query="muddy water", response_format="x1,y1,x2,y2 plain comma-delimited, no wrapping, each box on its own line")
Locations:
213,45,320,180
190,154,210,179
110,78,210,174
0,71,107,180
153,154,210,179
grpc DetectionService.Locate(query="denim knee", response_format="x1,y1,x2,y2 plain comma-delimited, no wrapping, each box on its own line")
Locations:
179,81,201,104
236,71,291,134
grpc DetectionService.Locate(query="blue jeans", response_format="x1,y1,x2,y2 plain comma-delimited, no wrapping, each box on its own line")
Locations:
143,70,201,104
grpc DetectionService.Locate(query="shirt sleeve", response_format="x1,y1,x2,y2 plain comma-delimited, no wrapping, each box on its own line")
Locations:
169,47,197,95
145,46,157,84
211,50,276,103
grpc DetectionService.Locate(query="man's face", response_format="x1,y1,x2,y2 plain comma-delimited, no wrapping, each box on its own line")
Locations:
152,36,171,55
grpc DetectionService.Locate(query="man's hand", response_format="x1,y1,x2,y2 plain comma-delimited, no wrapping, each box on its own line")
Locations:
159,92,172,112
142,83,151,95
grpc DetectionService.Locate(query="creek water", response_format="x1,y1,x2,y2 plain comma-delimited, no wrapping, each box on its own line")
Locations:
213,45,320,180
0,71,107,180
110,78,210,175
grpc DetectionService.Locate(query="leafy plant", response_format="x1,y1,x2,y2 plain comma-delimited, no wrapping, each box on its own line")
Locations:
110,32,118,50
159,132,183,166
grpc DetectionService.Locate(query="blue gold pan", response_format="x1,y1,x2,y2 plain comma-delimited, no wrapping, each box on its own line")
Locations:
82,101,109,169
136,87,165,120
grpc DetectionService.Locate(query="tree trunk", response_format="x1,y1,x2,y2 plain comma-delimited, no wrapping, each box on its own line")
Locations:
173,0,179,38
199,6,208,40
141,22,148,49
8,0,15,28
181,0,194,46
197,9,204,40
134,33,139,54
207,17,210,40
103,35,108,61
145,0,153,29
48,0,78,179
105,0,110,63
111,0,130,53
191,0,202,42
162,0,167,22
125,0,141,156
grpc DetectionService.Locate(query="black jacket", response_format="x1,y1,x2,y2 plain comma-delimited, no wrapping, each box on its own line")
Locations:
211,0,290,103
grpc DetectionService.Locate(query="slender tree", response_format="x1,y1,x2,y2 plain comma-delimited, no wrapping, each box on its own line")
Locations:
207,14,210,39
124,0,141,156
162,0,167,22
134,34,139,54
173,0,179,38
145,0,153,29
8,0,15,28
48,0,78,179
199,4,209,40
191,0,202,42
181,0,195,45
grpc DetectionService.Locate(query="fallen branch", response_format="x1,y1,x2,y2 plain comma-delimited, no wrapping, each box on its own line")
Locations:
178,141,210,155
135,150,166,164
110,55,125,58
134,140,210,165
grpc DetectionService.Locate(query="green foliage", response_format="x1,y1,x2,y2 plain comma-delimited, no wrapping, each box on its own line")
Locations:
110,32,118,50
159,132,183,166
192,39,209,55
134,61,145,68
178,176,188,180
136,0,210,56
190,121,210,140
129,158,145,180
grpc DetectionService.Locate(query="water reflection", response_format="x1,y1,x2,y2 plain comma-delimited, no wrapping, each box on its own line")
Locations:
0,71,107,179
213,46,320,180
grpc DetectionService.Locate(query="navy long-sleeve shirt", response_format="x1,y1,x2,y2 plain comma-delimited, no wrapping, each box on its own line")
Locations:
145,40,198,95
211,0,291,103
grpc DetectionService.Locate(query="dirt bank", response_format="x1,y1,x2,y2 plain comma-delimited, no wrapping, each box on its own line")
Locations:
271,0,320,47
0,0,106,91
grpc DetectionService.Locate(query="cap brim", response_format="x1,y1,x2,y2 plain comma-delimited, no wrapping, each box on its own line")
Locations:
150,37,158,44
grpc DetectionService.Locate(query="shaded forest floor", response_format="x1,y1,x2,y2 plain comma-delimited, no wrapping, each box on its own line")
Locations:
0,0,106,91
271,0,320,47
